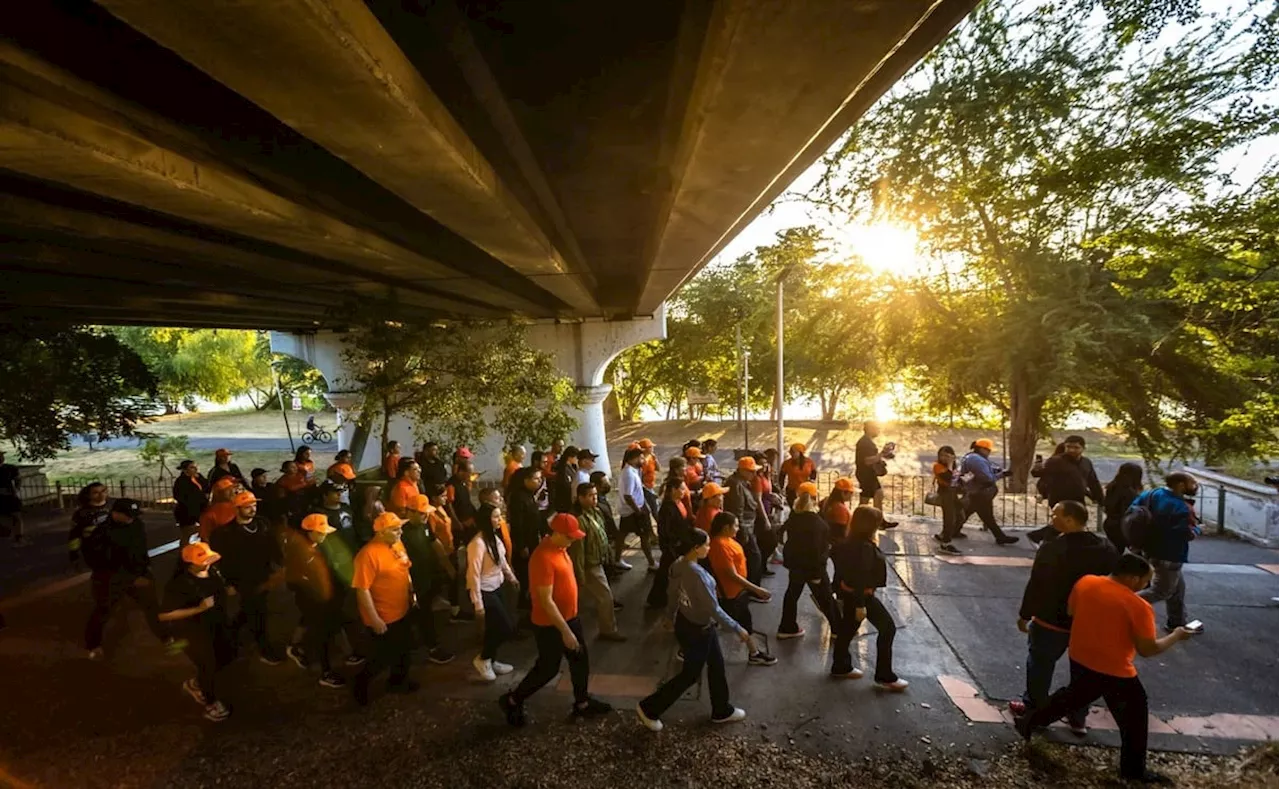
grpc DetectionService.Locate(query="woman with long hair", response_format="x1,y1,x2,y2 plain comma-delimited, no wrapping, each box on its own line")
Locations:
776,483,836,639
468,502,519,681
635,529,753,731
931,445,965,554
647,478,695,609
1103,462,1145,552
356,485,384,546
707,512,776,666
830,506,907,690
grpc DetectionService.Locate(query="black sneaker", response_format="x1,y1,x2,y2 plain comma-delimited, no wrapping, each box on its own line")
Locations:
1013,711,1033,741
1027,530,1045,546
952,531,968,539
319,672,346,689
996,536,1020,546
426,646,455,665
881,520,899,529
499,692,526,727
285,644,308,670
573,696,613,717
748,651,778,666
937,543,961,555
345,654,366,667
449,611,476,624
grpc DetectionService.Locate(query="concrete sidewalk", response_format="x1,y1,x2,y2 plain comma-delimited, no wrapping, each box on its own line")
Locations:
0,516,1273,788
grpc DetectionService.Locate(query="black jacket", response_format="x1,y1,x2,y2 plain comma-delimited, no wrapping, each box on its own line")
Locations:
81,515,150,576
1018,531,1117,629
656,499,695,552
420,458,449,490
207,463,243,491
173,474,207,526
832,539,887,606
1037,455,1103,507
208,517,283,592
509,488,544,555
551,462,579,514
782,511,830,577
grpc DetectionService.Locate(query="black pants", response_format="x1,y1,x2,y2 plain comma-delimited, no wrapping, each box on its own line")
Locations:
778,568,836,634
646,546,677,607
639,613,733,720
720,592,754,636
1026,660,1149,779
1102,516,1127,553
85,571,167,650
962,490,1010,540
511,617,589,705
740,527,763,586
355,616,414,691
480,588,514,660
831,592,897,682
230,588,279,659
296,594,342,672
513,552,532,611
408,602,440,649
185,623,235,704
938,488,965,541
755,515,778,566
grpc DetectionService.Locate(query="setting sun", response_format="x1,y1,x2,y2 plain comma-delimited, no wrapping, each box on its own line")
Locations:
873,392,898,423
834,221,925,277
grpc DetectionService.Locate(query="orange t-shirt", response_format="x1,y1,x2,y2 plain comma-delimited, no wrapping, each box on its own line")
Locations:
1067,574,1156,678
198,501,237,541
276,472,310,494
683,463,702,489
782,458,816,492
352,539,412,625
827,501,852,526
388,479,418,516
641,455,658,489
541,454,557,477
528,537,578,626
709,535,747,600
383,453,401,480
503,460,520,489
497,514,514,560
427,508,454,553
328,462,356,481
695,504,720,533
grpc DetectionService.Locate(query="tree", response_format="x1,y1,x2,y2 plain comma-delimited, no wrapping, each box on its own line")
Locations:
112,327,262,413
0,325,157,461
137,434,191,481
244,334,328,411
338,305,581,456
818,0,1276,488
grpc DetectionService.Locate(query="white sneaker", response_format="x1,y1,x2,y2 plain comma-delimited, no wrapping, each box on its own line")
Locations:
636,703,663,732
712,707,747,724
473,655,496,682
182,677,207,705
874,678,909,692
831,668,864,680
203,700,230,722
616,560,633,570
492,660,514,675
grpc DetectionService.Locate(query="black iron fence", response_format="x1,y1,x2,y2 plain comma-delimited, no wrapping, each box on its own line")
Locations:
812,470,1055,529
21,476,177,510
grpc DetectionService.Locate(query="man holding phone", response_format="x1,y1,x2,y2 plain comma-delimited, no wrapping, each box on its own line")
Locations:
498,513,612,726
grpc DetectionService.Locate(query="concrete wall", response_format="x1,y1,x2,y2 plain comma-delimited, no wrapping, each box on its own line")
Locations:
1185,467,1279,548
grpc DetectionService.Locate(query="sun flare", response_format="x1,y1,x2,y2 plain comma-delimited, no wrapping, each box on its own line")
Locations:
835,221,925,277
873,392,898,423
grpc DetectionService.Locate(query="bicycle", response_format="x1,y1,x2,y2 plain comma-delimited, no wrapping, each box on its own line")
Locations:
302,427,333,444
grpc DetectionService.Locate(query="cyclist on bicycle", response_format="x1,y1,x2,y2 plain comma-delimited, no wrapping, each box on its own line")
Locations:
306,415,320,433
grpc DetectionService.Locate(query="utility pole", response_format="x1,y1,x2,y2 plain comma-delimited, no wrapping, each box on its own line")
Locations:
775,269,787,466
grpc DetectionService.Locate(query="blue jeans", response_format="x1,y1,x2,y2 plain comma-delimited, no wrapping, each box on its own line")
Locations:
1022,620,1087,727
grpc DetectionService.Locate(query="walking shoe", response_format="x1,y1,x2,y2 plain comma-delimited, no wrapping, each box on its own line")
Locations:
952,531,968,539
319,672,346,689
426,646,455,665
598,630,628,642
1007,700,1028,716
285,644,307,669
881,520,899,529
498,692,526,727
616,560,633,571
1027,530,1045,546
748,651,778,666
1067,720,1088,736
1013,711,1033,741
491,660,514,675
345,654,366,667
830,667,864,679
449,610,476,624
937,543,961,555
203,700,230,722
473,655,497,682
387,679,421,694
646,565,658,574
87,647,104,660
711,707,747,724
259,653,285,666
573,696,613,717
636,703,663,732
748,596,768,604
776,628,805,640
183,677,208,705
996,536,1020,546
874,678,909,692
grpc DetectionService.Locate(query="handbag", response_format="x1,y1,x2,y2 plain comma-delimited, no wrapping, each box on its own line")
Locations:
925,489,940,507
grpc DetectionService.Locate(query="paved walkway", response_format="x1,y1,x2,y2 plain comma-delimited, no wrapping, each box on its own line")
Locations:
0,517,1274,787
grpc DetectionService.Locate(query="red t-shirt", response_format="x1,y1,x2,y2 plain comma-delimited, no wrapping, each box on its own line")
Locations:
529,537,578,626
695,504,720,533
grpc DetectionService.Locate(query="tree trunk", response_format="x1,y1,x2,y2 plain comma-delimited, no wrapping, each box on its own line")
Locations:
350,417,371,471
380,399,391,459
1005,372,1043,494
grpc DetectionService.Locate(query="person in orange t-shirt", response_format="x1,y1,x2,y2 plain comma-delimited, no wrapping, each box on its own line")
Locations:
779,444,817,507
498,513,612,725
1016,553,1194,784
695,481,727,534
707,512,775,665
388,461,421,517
503,446,526,490
199,479,240,542
541,439,563,479
382,441,401,482
294,446,316,482
352,512,420,705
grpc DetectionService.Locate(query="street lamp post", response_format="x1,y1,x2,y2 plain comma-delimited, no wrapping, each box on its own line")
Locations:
775,268,788,466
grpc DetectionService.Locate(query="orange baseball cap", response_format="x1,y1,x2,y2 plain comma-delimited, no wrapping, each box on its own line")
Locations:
626,441,640,451
701,481,728,498
300,513,337,534
974,439,995,450
737,456,759,472
549,512,586,540
637,439,654,450
182,541,221,566
833,477,856,493
789,443,807,454
215,448,231,459
212,476,236,491
797,481,820,498
373,512,407,532
684,446,703,458
330,462,356,481
407,494,434,514
231,491,258,507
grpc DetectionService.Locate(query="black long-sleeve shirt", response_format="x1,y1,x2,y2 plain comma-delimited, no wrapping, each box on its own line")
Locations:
81,516,150,576
508,488,544,555
831,539,887,606
1017,531,1117,629
68,504,111,563
208,517,283,591
173,474,207,526
656,499,695,552
781,511,830,577
1038,455,1103,506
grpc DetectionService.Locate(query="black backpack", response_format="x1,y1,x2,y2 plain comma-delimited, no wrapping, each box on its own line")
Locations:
1121,491,1155,550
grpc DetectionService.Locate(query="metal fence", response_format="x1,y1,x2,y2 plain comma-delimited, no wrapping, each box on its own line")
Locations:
21,476,177,510
813,470,1054,529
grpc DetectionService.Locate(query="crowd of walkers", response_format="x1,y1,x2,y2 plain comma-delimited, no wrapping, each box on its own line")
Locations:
62,427,1207,782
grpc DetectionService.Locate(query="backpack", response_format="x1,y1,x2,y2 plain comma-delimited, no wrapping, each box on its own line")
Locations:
1121,490,1155,550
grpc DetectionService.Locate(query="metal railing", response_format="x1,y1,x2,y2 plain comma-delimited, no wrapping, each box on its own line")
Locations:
20,476,177,510
812,470,1054,529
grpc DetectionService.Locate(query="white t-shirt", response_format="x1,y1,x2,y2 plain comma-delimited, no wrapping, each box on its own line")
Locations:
466,533,512,611
618,464,646,517
576,468,592,486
